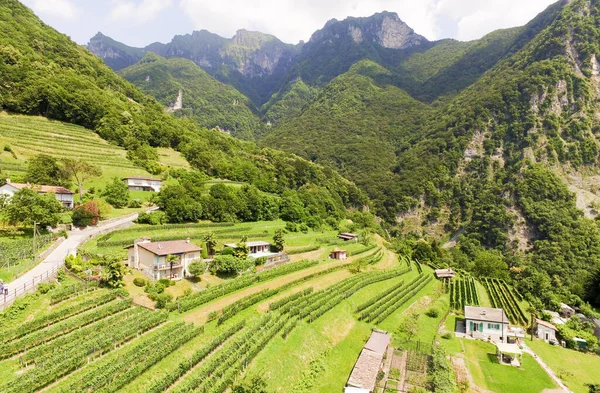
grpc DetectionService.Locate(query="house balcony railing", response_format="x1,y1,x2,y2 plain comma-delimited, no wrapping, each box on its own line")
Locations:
153,263,182,270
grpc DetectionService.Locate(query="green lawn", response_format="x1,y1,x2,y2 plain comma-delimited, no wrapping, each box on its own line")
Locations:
527,338,600,393
462,339,556,393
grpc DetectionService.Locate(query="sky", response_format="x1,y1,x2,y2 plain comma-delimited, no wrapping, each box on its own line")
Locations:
21,0,557,48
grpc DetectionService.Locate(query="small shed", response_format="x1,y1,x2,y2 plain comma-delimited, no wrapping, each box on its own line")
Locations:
535,319,558,343
495,342,522,367
330,249,347,260
435,268,455,279
338,232,359,241
573,337,588,350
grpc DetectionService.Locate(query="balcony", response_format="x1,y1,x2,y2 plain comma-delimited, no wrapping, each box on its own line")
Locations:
153,263,182,271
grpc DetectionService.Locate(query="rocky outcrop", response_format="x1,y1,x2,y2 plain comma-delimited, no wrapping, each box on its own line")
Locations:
86,32,145,70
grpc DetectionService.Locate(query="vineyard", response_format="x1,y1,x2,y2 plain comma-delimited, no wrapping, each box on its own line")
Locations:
449,276,480,310
482,278,529,326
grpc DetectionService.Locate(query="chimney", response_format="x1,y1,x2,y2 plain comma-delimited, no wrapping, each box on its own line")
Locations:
186,238,190,243
5,178,10,184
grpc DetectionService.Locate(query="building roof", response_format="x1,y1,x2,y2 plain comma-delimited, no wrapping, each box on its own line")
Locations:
134,240,201,256
364,331,391,355
122,176,162,182
435,268,455,278
344,387,370,393
5,182,73,194
224,241,271,248
347,349,384,391
496,343,522,355
338,232,359,240
331,249,347,253
536,319,558,331
464,306,509,324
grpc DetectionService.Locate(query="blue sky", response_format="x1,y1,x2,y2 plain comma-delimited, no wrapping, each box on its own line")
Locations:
21,0,556,47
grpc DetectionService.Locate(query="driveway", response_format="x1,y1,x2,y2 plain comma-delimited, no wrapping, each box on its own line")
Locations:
1,208,155,309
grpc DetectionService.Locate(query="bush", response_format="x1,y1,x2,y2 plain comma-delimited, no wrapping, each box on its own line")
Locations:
37,282,56,294
102,177,130,208
441,332,454,340
426,308,440,318
154,293,173,309
285,222,298,232
72,200,100,227
128,198,142,208
136,211,167,225
299,223,309,233
188,261,207,277
158,278,175,287
221,247,235,256
133,277,146,287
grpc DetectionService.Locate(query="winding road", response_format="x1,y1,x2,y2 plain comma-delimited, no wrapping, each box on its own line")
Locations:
1,209,154,309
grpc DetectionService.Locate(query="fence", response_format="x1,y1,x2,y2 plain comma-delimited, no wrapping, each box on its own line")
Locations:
0,261,62,310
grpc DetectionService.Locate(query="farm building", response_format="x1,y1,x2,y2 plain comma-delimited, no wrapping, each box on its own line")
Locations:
345,330,391,393
330,249,347,260
435,268,455,279
127,238,202,280
495,342,523,367
464,306,510,341
122,176,162,192
338,232,359,241
535,319,558,343
0,180,74,209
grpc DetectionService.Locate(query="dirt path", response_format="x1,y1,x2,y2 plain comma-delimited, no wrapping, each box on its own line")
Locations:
522,346,572,393
398,351,408,392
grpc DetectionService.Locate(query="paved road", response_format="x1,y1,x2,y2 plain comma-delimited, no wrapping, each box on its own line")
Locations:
1,209,153,309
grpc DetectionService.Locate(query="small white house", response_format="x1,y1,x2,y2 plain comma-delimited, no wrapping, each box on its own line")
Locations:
122,176,162,192
224,241,272,256
0,181,74,209
535,319,558,343
127,238,202,280
465,306,510,340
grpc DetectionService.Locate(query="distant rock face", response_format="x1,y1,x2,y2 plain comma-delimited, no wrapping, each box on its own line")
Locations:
87,32,145,70
309,11,427,49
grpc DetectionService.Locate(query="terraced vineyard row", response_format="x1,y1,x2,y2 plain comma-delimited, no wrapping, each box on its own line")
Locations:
449,276,480,310
358,274,433,323
483,278,528,326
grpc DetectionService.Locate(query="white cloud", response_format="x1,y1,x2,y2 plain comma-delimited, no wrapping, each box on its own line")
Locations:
109,0,173,24
178,0,556,44
22,0,78,19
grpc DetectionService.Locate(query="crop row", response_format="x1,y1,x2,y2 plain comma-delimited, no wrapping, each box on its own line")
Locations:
217,289,279,324
347,243,379,256
144,321,246,393
50,281,100,304
0,234,57,266
355,279,406,313
354,248,384,266
359,274,432,323
6,311,168,393
286,245,321,255
483,278,528,325
2,299,133,359
169,259,319,313
96,225,242,247
269,288,313,311
20,306,141,364
414,259,423,274
450,276,479,310
46,322,203,393
171,313,287,393
4,290,121,341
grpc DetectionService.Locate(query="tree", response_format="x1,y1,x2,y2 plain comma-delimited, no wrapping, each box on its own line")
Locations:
234,241,250,260
157,185,202,223
203,232,217,257
272,229,285,252
24,154,71,188
359,228,373,246
166,254,179,279
188,261,206,278
61,158,102,199
102,177,130,208
5,188,63,227
397,312,419,341
472,250,509,279
211,255,251,275
232,376,269,393
72,200,100,226
101,255,127,288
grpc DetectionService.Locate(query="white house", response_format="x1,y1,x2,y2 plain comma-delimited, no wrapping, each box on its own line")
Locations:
127,238,202,280
465,306,510,340
122,176,162,192
535,319,558,343
0,181,74,209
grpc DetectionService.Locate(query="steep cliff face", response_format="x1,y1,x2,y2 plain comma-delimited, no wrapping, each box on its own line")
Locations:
86,32,146,70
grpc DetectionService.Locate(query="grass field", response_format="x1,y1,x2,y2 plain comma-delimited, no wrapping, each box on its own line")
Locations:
527,338,600,393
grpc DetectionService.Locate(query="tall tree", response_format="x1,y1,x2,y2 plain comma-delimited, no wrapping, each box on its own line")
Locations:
61,159,102,199
102,177,130,208
203,232,217,257
24,154,72,188
272,229,285,252
166,254,179,279
5,188,62,227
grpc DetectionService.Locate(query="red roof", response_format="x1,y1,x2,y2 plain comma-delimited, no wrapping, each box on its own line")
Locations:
7,183,73,194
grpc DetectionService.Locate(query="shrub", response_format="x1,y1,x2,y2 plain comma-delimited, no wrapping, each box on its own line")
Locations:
158,278,175,287
188,261,207,277
133,277,146,287
221,247,235,256
299,223,309,233
285,222,298,232
154,293,173,309
37,282,55,294
426,308,440,318
136,211,167,225
102,177,130,208
72,200,100,227
441,332,454,340
128,198,142,208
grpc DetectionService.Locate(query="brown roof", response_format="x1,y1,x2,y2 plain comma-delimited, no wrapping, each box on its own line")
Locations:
347,350,384,391
122,176,162,182
135,240,201,256
7,182,73,194
464,306,509,324
435,268,455,278
536,319,558,331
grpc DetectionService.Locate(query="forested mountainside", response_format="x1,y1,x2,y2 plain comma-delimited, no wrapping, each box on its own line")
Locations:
119,53,263,140
0,0,367,221
88,29,300,104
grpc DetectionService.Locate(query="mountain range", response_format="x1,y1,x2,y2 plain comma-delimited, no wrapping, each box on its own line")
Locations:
2,0,600,306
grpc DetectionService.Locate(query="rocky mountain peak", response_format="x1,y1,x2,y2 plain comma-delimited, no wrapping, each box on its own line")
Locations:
310,11,427,49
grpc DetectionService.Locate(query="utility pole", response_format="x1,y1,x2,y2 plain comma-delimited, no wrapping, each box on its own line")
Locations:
33,222,38,263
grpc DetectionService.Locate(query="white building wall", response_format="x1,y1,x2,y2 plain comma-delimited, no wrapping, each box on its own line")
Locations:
466,319,509,338
537,325,557,342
